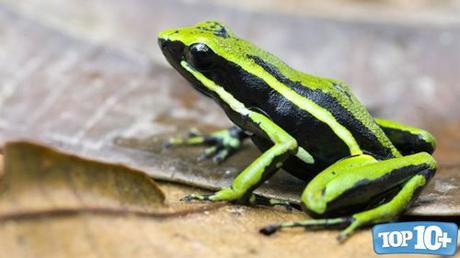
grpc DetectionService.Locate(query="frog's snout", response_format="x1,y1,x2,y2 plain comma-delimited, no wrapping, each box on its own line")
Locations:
158,38,186,67
158,38,166,49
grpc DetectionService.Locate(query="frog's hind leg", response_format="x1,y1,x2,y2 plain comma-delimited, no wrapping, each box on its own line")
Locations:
166,126,249,163
260,152,437,241
336,172,432,241
375,118,436,155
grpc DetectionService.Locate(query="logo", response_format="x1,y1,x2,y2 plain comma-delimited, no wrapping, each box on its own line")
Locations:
372,222,457,256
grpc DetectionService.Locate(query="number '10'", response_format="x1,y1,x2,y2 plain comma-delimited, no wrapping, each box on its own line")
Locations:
414,225,449,250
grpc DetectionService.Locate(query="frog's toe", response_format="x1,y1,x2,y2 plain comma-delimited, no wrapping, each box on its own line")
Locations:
196,143,235,163
212,148,230,164
187,128,203,137
246,194,301,211
337,231,350,243
164,135,206,148
163,138,176,148
197,146,220,161
166,127,247,162
180,193,213,202
260,224,282,236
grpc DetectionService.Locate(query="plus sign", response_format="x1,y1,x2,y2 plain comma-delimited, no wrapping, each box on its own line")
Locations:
437,232,452,248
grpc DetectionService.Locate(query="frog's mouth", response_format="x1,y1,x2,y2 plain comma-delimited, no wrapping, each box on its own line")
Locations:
158,38,213,98
158,38,187,74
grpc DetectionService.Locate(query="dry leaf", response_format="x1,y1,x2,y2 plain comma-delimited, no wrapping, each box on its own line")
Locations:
0,141,165,217
0,141,226,258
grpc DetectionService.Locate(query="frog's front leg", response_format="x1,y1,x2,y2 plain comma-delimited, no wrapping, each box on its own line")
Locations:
261,152,437,241
166,126,249,163
183,112,299,203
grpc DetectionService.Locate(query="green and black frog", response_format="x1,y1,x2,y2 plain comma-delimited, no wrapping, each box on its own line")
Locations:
158,21,437,241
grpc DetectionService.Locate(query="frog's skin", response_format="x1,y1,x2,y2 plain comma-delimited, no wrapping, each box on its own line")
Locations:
158,21,437,241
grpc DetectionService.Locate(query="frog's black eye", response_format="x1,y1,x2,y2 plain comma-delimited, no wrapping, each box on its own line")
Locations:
185,43,215,70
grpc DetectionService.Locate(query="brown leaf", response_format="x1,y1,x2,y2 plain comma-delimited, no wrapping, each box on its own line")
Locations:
0,141,165,217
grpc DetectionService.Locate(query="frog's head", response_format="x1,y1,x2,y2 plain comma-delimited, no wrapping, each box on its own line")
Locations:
158,21,283,98
158,21,241,97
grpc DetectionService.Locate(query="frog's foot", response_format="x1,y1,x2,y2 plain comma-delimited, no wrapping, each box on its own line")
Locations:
197,145,230,163
248,194,301,211
180,193,299,212
165,126,248,164
180,186,246,203
180,193,214,202
260,217,352,239
181,191,300,211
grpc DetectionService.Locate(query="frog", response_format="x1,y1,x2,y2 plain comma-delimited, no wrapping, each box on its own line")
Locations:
157,21,437,241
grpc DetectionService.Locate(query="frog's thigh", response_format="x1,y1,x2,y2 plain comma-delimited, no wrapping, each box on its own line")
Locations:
303,152,436,215
375,118,436,155
303,152,436,239
209,112,298,202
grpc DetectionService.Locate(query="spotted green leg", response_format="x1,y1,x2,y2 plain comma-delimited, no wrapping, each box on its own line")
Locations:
166,126,249,163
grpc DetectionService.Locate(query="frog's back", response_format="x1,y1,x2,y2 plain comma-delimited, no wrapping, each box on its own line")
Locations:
243,48,400,166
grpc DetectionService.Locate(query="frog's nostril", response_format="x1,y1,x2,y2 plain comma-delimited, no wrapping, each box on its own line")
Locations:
158,38,166,48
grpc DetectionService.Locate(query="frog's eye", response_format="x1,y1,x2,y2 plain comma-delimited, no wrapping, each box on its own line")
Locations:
185,43,215,70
